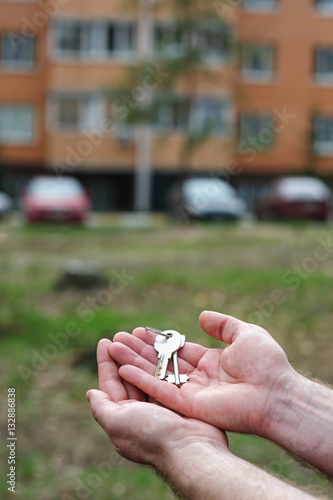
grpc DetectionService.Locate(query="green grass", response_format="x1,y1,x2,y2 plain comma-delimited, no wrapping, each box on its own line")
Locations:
0,221,333,499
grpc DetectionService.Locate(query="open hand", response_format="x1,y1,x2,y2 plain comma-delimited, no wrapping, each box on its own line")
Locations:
109,311,296,437
87,338,228,466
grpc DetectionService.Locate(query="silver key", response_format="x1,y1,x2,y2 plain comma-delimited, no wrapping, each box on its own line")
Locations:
171,334,185,385
154,330,183,381
146,327,189,385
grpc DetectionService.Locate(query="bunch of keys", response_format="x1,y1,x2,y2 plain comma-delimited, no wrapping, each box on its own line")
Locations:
145,327,189,386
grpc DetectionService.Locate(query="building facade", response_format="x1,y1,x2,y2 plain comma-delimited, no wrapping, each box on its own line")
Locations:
236,0,333,203
1,0,333,210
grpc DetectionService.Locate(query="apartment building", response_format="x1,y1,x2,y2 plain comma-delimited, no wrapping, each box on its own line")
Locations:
0,0,236,210
0,1,47,170
1,0,333,210
236,0,333,202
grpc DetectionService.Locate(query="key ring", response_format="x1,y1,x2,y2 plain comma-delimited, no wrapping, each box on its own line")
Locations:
145,326,173,338
145,326,189,386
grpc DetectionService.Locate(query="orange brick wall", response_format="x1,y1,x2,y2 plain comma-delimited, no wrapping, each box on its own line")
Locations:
237,0,333,174
0,1,48,166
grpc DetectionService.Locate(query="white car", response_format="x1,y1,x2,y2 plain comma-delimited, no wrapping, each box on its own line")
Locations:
0,191,13,218
169,178,246,221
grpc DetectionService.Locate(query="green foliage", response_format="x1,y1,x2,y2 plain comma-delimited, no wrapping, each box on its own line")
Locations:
104,3,235,162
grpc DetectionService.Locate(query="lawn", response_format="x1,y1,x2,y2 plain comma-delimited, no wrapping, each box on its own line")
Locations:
1,220,333,499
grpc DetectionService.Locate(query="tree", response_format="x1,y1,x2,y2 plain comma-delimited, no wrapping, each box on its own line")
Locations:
106,0,235,210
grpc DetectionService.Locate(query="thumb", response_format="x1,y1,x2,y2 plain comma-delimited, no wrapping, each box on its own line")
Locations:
199,311,245,345
86,389,116,432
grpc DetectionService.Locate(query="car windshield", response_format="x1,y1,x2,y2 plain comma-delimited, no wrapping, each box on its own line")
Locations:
183,179,236,203
278,178,329,199
28,178,82,197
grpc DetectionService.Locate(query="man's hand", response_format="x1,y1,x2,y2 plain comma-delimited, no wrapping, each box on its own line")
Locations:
87,336,321,500
109,311,333,476
109,311,294,437
87,338,228,467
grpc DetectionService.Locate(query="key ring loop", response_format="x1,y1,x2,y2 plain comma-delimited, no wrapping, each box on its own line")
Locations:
145,326,173,338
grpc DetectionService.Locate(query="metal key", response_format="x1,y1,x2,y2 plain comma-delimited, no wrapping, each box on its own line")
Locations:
146,327,188,386
154,330,183,381
170,331,185,385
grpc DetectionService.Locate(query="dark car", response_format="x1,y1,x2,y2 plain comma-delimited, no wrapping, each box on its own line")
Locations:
255,176,332,221
21,176,90,224
168,177,246,221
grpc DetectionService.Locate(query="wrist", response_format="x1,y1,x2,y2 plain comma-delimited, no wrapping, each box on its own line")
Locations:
261,369,333,475
260,366,302,440
154,434,230,474
153,437,316,500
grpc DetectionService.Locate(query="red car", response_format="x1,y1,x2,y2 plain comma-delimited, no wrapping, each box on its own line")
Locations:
255,177,332,221
21,176,90,224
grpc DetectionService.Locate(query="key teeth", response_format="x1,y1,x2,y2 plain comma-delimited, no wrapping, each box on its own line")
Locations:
165,374,189,385
155,358,165,379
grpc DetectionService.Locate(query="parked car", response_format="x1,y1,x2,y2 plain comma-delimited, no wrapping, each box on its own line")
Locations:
254,176,332,221
0,191,13,219
21,176,90,224
168,177,246,221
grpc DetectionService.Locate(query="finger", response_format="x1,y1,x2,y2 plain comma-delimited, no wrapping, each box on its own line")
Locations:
199,311,246,345
110,341,157,374
132,327,155,346
111,338,198,374
119,365,189,416
98,340,146,402
132,327,209,368
111,342,185,377
122,379,147,402
97,339,128,402
113,331,157,363
179,341,209,367
86,389,117,433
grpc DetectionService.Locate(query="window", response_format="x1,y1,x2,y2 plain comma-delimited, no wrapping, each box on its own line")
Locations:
154,21,233,62
315,47,333,81
57,96,80,127
53,20,135,59
242,0,277,10
192,98,230,133
315,0,333,13
0,105,36,144
241,43,275,81
196,24,233,61
152,96,189,130
57,22,80,54
313,115,333,155
106,23,134,55
153,96,230,134
1,33,35,69
51,93,104,130
239,113,274,152
55,21,93,57
154,25,186,57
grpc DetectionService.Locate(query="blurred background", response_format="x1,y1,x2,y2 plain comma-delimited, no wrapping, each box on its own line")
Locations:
1,0,333,499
